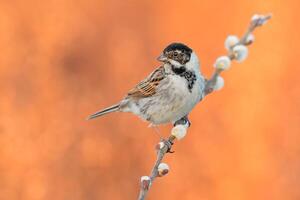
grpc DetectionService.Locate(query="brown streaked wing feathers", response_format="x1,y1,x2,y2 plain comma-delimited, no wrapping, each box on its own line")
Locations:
127,66,165,98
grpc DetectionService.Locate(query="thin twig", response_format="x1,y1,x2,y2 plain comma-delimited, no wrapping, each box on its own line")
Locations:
138,135,176,200
204,14,272,95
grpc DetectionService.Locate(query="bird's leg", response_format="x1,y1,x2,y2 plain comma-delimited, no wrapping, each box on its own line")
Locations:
173,115,191,127
152,126,163,140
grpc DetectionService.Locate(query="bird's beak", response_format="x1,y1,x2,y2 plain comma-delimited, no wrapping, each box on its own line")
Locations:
157,54,167,62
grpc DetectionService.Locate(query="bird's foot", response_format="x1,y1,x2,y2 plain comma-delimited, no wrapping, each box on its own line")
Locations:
163,139,174,153
174,116,191,127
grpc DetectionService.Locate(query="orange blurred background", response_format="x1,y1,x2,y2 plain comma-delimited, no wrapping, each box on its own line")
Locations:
0,0,299,200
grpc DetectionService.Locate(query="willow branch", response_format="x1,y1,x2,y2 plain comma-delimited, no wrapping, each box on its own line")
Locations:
204,14,272,95
137,117,189,200
138,135,176,200
137,13,271,200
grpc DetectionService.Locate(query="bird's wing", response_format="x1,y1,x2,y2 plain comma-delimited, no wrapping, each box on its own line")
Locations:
127,66,166,98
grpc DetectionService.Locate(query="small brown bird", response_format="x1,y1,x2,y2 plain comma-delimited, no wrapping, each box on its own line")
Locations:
88,43,205,126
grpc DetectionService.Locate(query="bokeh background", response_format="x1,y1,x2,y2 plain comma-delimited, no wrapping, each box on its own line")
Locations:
0,0,299,199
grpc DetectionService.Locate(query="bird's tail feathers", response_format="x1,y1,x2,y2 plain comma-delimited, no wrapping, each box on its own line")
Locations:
87,104,120,120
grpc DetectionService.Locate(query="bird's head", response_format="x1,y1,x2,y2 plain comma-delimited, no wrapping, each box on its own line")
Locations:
157,42,199,72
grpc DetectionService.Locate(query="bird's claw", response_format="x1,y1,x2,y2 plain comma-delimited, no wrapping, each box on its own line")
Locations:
163,139,174,153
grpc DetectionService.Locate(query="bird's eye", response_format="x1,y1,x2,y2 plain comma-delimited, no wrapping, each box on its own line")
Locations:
173,52,178,56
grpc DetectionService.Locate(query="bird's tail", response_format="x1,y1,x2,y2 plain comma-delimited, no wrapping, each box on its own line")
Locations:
87,104,120,120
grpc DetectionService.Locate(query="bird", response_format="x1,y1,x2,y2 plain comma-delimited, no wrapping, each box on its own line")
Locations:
87,43,206,126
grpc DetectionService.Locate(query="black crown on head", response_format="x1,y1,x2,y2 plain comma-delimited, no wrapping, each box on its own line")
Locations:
163,43,192,54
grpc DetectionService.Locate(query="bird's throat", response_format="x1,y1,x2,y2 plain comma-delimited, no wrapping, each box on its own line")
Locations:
171,65,186,75
171,65,196,93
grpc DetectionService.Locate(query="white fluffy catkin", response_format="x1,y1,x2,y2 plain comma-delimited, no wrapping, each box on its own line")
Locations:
214,56,231,70
233,45,248,62
171,124,188,140
213,76,224,91
224,35,239,50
